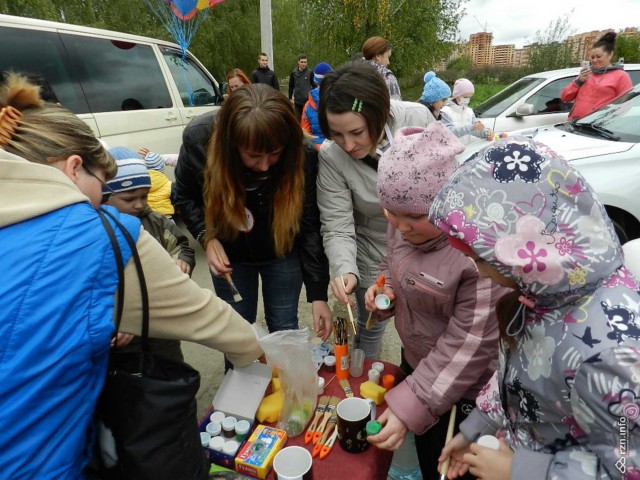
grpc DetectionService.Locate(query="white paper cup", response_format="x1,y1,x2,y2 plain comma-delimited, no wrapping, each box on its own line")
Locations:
273,446,313,480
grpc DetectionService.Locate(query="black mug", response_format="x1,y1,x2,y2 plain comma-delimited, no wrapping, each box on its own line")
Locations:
336,397,377,453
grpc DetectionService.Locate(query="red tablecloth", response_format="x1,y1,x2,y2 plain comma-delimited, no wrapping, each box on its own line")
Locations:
264,359,405,480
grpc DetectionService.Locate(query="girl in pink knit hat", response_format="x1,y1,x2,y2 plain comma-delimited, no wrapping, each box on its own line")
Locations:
365,123,510,479
441,78,488,145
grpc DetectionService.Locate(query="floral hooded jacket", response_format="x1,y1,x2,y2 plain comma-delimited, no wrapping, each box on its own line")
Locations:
429,137,639,479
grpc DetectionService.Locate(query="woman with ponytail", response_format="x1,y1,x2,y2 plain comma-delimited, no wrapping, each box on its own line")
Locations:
432,137,640,479
561,31,632,119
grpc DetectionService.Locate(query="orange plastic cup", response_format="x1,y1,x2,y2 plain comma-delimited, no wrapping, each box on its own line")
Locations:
334,343,350,380
382,374,395,390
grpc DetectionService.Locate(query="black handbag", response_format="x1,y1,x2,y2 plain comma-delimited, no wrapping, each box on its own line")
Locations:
94,209,208,480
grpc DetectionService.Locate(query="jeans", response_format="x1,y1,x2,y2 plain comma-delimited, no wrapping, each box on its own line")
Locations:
353,287,389,360
211,253,303,332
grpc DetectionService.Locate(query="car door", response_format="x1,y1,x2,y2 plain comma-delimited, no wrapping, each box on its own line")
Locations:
60,32,184,153
493,76,575,132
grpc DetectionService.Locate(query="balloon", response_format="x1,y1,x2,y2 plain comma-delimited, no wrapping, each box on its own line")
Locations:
196,0,209,9
171,2,197,20
171,0,197,16
209,0,225,6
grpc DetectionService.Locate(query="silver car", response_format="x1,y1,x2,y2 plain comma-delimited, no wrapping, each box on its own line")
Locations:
474,65,640,134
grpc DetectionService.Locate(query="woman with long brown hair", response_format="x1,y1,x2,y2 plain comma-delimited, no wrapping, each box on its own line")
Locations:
203,84,332,342
225,68,251,95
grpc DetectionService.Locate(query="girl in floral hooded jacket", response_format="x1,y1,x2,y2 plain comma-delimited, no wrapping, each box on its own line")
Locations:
431,137,639,480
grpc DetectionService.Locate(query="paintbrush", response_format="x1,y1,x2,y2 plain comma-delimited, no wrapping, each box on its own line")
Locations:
339,378,353,398
319,428,339,459
341,276,357,334
304,396,330,444
439,404,457,480
366,274,385,329
312,396,339,444
312,413,337,457
212,241,242,302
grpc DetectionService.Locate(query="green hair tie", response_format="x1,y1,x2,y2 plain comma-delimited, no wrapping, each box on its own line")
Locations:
351,98,363,113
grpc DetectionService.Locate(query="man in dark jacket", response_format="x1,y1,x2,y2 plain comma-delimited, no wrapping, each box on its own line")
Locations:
249,53,279,90
288,54,315,122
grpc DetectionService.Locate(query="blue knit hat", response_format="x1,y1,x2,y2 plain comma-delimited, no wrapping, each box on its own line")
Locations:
144,152,166,173
313,62,333,84
420,71,451,104
106,147,151,194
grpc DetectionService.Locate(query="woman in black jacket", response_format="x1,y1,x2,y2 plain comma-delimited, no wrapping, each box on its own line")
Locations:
193,84,331,341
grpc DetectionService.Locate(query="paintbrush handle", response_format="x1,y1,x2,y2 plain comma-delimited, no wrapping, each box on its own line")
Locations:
319,429,339,459
223,272,234,285
212,241,231,281
440,404,458,478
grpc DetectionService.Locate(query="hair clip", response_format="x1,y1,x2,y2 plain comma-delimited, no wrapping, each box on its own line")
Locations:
351,98,363,113
0,106,22,147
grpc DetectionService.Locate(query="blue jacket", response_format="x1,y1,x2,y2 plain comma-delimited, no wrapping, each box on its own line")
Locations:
301,88,324,149
0,202,139,479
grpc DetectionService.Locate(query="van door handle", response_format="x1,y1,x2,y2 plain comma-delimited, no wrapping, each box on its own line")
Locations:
185,110,196,119
165,112,178,121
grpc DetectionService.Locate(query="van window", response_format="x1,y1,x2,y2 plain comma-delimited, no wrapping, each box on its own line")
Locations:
61,34,173,113
525,77,574,114
0,27,89,113
161,49,219,106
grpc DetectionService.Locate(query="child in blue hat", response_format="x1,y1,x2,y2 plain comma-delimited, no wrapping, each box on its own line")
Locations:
418,71,451,120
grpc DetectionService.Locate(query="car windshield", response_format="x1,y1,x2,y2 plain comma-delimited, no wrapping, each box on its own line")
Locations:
474,77,545,117
559,85,640,143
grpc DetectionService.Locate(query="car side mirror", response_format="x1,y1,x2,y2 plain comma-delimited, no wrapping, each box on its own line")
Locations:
515,103,535,116
220,82,228,95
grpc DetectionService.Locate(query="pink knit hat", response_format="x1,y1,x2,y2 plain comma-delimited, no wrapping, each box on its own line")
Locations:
452,78,474,98
377,123,464,214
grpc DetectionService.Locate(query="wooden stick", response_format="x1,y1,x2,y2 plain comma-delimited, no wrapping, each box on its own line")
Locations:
342,276,357,335
439,404,457,480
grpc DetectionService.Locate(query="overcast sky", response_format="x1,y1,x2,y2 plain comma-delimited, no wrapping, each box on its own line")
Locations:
457,0,640,49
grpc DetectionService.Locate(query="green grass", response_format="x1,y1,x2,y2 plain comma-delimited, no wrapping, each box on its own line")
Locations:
400,83,506,108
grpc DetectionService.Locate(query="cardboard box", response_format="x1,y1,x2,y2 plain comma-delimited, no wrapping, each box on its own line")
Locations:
213,362,272,423
199,414,253,470
235,425,287,479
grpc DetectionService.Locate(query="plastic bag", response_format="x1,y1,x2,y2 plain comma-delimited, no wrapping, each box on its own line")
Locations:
258,328,317,437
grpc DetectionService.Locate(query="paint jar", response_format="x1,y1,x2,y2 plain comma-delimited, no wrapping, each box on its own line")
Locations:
235,420,251,442
374,294,392,310
200,432,211,448
372,362,385,374
208,436,225,451
477,435,500,450
323,355,336,373
222,440,240,456
317,375,325,395
221,416,237,439
209,410,225,424
382,374,396,390
334,343,350,380
366,420,382,436
205,421,221,437
349,348,365,378
368,368,380,384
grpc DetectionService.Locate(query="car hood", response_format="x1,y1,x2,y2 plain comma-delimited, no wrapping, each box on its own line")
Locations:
458,124,635,163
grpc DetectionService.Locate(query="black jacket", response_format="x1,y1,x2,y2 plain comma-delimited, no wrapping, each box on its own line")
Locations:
288,68,315,105
250,67,280,90
174,111,329,302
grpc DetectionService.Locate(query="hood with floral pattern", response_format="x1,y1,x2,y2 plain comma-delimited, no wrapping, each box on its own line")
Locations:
429,136,622,310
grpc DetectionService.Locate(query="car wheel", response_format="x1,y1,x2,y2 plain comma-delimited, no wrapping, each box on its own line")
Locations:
611,218,630,244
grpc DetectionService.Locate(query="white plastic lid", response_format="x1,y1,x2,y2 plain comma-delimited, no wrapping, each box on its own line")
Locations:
374,294,391,310
222,440,240,455
324,355,336,366
208,436,225,451
200,432,211,447
206,422,222,436
235,419,251,435
221,416,237,431
209,411,225,424
372,362,385,373
477,435,500,450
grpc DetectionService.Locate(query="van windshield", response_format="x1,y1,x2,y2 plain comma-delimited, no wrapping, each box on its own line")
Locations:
475,77,545,118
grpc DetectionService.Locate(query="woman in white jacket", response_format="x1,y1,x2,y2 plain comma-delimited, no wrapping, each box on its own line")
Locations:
316,62,434,358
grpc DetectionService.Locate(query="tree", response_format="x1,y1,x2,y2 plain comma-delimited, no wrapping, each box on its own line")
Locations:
301,0,463,77
616,34,640,64
527,12,576,72
447,54,473,71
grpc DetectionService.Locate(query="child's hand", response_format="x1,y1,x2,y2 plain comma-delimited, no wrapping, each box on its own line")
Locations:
462,439,512,480
365,284,395,312
473,121,485,131
176,259,192,276
137,147,150,158
366,408,407,451
438,432,472,478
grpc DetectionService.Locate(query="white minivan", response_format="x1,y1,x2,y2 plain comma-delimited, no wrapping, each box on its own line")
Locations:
0,14,222,153
475,65,640,134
